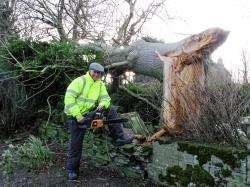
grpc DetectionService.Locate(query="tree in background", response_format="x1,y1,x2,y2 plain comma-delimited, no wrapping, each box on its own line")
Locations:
241,50,249,84
0,0,18,41
16,0,166,42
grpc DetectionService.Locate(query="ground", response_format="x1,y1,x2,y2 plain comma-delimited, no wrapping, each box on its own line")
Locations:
0,141,159,187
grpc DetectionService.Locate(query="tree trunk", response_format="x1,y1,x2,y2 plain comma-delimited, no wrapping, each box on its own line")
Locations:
97,28,229,140
0,0,16,41
106,28,229,82
138,28,228,140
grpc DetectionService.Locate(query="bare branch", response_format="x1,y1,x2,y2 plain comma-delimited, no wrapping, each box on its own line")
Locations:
115,0,167,45
241,49,249,84
119,85,160,112
105,60,130,69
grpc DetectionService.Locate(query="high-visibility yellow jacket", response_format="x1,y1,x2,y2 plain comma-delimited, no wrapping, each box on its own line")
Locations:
64,72,111,119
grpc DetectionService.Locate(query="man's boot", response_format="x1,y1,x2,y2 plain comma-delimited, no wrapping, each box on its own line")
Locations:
106,106,134,146
116,133,134,146
68,172,78,181
108,122,134,146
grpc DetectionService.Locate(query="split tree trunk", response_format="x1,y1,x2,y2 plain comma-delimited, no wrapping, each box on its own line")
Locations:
106,28,229,81
98,28,229,139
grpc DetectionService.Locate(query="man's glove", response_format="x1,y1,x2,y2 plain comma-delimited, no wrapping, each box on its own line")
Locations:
76,115,91,129
76,116,85,124
96,104,103,111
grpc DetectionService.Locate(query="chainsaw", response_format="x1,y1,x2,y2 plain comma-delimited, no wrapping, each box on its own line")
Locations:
79,110,128,129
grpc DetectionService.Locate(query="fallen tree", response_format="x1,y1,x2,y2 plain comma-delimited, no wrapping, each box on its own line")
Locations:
0,28,230,140
100,28,229,140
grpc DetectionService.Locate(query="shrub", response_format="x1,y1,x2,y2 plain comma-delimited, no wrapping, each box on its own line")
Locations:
38,121,69,144
180,82,249,146
0,38,104,136
159,164,215,186
0,136,53,175
17,136,53,169
0,144,16,175
0,76,35,136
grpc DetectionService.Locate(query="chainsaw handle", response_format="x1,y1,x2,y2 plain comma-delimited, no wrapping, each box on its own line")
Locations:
90,119,104,129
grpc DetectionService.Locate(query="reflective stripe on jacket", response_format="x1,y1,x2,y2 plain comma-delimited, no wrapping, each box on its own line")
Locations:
64,72,111,119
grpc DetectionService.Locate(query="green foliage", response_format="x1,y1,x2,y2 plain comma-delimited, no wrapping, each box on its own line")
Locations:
178,141,250,169
0,144,16,175
159,165,187,185
1,38,103,94
0,136,53,175
191,165,215,186
1,38,103,69
0,78,29,136
38,122,57,140
240,83,250,92
159,164,215,186
17,136,53,169
141,143,153,157
38,121,69,144
83,131,112,165
83,129,152,178
0,38,104,136
220,167,232,178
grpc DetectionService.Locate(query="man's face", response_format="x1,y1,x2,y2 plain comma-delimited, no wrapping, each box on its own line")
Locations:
90,70,103,80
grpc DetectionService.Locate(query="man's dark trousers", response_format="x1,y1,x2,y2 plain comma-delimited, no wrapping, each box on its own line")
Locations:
66,106,123,174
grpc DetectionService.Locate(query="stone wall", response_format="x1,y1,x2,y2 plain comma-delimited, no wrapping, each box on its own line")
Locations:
148,142,248,186
147,116,250,186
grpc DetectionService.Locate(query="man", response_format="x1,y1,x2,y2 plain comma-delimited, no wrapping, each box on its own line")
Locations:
64,62,133,180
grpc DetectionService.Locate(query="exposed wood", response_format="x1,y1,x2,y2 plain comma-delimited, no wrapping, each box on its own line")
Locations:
105,28,229,82
146,28,229,140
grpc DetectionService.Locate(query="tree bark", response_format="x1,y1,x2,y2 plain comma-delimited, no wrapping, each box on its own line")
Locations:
106,28,229,82
0,0,16,41
103,28,229,140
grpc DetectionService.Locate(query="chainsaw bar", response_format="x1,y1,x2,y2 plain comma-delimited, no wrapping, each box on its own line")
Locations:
102,118,128,124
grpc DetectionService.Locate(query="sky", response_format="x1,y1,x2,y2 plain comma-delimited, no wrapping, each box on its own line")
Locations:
144,0,250,80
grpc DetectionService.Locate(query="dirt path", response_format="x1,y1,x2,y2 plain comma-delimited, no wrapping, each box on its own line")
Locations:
0,141,159,187
1,161,156,187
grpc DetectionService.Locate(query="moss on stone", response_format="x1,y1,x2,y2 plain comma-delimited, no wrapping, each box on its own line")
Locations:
156,136,174,145
177,141,249,169
159,164,215,186
220,167,232,178
141,143,153,157
191,165,215,186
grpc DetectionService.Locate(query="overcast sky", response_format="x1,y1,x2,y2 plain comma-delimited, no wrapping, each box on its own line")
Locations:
144,0,250,79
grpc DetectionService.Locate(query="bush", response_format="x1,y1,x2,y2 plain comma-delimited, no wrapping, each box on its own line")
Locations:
0,145,16,175
38,121,69,144
1,38,103,99
0,136,53,175
17,136,53,169
181,82,250,146
0,38,104,136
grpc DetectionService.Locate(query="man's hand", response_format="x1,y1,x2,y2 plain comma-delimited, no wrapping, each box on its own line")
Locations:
76,116,85,124
96,104,103,111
